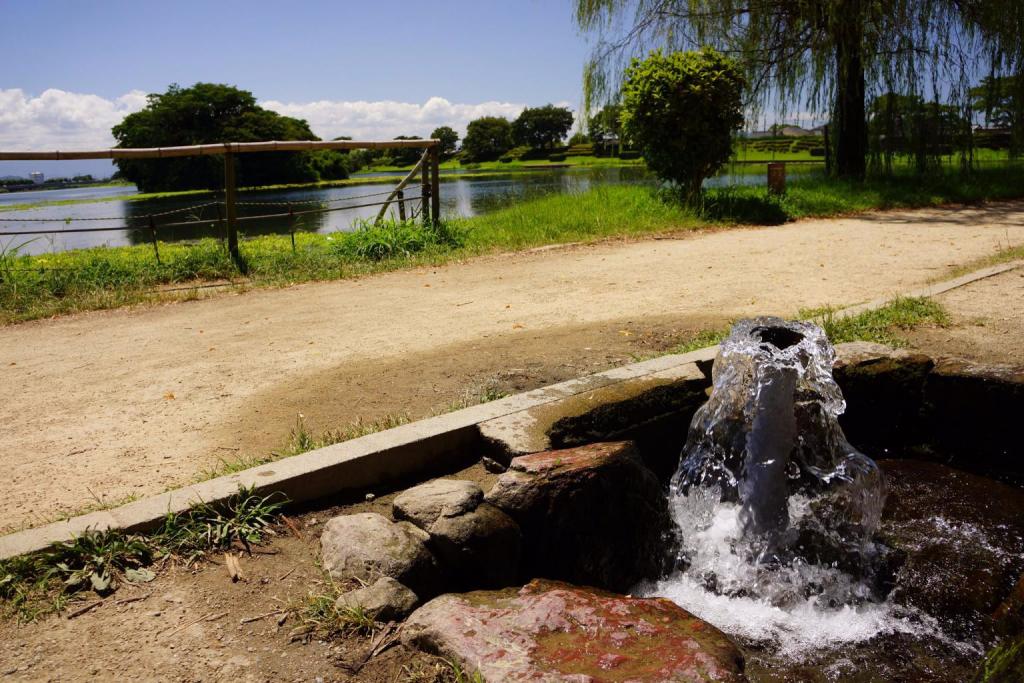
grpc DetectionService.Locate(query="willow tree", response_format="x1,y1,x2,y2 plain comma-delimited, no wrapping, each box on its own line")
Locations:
576,0,1023,179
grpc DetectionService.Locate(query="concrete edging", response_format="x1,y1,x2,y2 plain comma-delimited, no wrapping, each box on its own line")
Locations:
1,259,1019,561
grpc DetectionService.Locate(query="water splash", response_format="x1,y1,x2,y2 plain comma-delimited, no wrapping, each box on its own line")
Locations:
645,318,911,656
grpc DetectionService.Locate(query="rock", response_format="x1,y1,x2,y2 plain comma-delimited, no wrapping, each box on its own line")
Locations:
428,502,521,589
879,460,1024,638
334,577,418,622
485,441,675,593
320,513,442,596
394,479,520,589
994,574,1024,637
923,359,1024,484
478,361,710,479
403,579,745,682
392,479,483,529
831,341,934,456
481,456,506,473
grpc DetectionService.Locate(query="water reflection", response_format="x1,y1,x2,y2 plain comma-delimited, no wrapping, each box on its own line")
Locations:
1,165,821,255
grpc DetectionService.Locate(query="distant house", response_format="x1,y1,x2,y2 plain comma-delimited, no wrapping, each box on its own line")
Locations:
29,172,44,184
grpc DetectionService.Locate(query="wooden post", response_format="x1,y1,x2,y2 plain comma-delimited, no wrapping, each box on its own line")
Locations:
223,151,240,266
429,145,441,224
767,162,786,195
421,151,431,224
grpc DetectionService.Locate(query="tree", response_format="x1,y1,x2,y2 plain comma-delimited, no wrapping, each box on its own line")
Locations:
621,49,745,202
111,83,348,192
431,126,459,158
388,136,424,167
461,116,513,162
511,105,574,149
575,0,1023,180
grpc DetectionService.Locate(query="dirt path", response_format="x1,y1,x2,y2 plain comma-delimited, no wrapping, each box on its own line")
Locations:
2,202,1023,532
905,266,1024,365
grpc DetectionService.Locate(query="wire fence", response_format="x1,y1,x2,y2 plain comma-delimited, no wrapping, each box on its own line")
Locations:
0,190,426,266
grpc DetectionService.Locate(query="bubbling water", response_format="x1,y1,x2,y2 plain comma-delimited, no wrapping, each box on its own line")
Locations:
643,318,922,657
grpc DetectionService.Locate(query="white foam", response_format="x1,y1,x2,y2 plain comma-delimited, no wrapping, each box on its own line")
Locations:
643,492,948,660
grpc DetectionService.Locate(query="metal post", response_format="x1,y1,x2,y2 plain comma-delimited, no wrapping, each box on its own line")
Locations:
429,145,441,224
148,215,161,265
288,203,296,253
397,190,406,221
223,150,240,267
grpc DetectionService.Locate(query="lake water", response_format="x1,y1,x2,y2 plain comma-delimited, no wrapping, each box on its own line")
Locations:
0,165,819,255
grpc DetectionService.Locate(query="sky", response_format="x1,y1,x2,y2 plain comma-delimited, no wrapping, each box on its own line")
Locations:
0,0,592,178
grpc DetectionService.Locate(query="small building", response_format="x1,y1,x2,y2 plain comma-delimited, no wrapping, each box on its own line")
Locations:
29,172,44,184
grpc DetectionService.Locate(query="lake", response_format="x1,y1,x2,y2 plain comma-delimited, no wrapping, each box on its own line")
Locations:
0,165,819,255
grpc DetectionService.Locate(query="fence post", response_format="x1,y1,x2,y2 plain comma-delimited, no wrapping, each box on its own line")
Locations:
148,215,161,265
421,152,431,224
288,203,296,253
429,144,441,224
767,162,786,195
223,150,241,268
397,190,406,221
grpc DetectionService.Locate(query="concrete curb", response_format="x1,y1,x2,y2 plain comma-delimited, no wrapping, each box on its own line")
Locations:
1,259,1019,561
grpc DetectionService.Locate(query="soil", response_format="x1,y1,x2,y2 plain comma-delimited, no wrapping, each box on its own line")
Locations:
905,267,1024,365
1,202,1023,533
0,462,498,683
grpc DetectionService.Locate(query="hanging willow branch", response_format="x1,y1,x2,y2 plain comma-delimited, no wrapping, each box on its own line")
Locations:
575,0,1023,173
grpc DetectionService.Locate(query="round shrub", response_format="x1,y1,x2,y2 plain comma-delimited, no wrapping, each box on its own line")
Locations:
622,48,746,203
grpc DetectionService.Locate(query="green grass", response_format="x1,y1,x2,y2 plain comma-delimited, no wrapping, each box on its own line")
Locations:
3,166,1022,324
0,486,284,621
800,296,949,346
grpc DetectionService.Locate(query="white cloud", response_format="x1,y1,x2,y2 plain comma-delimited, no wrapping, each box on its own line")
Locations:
0,89,147,150
0,89,556,151
260,96,529,140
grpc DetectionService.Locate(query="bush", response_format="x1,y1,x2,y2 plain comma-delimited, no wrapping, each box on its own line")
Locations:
810,147,826,157
621,48,745,203
548,153,567,162
618,150,641,160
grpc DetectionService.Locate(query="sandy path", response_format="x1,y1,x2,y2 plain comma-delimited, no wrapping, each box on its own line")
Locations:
906,267,1024,365
2,202,1023,532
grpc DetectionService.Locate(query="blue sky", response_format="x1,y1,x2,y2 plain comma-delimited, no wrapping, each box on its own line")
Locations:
1,0,592,177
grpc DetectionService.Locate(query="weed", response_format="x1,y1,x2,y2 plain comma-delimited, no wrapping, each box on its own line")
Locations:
154,487,285,561
671,328,730,354
1,485,285,621
800,296,949,346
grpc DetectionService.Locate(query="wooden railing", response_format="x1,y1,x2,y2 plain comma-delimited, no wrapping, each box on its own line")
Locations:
0,139,443,266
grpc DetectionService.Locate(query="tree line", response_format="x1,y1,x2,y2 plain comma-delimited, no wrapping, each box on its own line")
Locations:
110,83,595,191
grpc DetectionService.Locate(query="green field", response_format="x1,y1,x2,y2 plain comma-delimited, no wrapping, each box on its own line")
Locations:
2,165,1023,324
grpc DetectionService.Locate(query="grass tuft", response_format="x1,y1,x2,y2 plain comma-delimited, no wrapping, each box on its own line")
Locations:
800,296,949,346
0,485,284,621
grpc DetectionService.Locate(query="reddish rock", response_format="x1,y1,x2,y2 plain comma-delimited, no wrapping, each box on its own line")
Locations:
402,579,745,682
485,441,675,593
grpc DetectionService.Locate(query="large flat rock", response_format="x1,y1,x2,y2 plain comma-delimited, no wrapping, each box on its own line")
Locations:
402,579,745,682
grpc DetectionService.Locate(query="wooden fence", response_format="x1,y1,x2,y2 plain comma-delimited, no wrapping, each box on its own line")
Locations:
0,139,442,266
